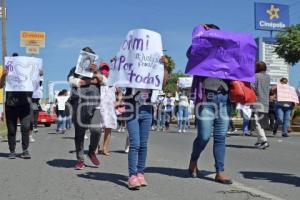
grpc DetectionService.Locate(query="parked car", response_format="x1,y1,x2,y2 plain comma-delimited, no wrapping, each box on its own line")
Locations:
37,111,57,127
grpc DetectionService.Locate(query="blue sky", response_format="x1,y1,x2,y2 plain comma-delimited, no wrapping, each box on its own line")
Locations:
2,0,300,92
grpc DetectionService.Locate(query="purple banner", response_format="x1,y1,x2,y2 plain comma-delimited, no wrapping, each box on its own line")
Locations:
185,26,257,83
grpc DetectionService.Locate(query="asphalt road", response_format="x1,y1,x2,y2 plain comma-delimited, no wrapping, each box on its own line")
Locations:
0,125,299,200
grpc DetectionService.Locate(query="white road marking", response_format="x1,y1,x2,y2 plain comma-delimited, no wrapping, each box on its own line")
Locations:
206,174,286,200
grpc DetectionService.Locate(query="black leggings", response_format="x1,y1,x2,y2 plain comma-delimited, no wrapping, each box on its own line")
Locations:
5,104,31,152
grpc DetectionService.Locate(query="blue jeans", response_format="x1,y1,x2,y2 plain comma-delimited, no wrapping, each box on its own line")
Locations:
66,117,72,129
241,111,250,134
178,105,189,130
191,92,230,172
126,105,152,176
157,111,166,128
273,104,293,135
57,114,66,131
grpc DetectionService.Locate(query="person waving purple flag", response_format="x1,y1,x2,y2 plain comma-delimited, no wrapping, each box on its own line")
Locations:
185,25,257,83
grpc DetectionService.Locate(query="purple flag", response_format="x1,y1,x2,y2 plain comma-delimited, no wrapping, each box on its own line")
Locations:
185,26,257,83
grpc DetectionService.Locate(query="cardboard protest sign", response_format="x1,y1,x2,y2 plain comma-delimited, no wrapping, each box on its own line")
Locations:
108,29,164,90
178,77,193,88
185,26,257,83
32,68,43,99
5,56,42,92
56,96,69,110
75,50,99,78
277,84,299,103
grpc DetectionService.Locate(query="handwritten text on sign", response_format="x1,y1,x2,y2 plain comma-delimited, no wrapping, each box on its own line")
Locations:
5,56,42,92
108,29,164,90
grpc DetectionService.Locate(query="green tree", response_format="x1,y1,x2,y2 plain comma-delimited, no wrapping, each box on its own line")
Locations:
275,24,300,66
164,54,176,74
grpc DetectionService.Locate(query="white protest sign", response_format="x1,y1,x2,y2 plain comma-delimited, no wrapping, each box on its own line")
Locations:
56,96,69,111
5,56,42,92
277,84,299,103
178,77,193,88
75,50,99,78
108,29,164,90
32,68,43,99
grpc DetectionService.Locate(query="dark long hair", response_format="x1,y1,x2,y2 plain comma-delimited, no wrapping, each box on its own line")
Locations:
255,61,267,73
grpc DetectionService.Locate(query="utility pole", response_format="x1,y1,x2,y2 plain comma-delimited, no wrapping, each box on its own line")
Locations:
1,0,6,119
1,0,7,65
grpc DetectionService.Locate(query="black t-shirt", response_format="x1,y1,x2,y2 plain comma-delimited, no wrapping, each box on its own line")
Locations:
5,91,33,106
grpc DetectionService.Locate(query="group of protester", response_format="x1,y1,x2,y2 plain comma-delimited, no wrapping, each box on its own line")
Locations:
151,90,194,133
240,77,295,140
1,24,299,191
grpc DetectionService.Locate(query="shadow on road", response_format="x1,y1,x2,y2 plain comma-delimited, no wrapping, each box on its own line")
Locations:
226,144,257,149
77,172,127,187
240,171,300,187
48,132,58,135
145,167,214,179
61,136,74,140
110,150,127,154
0,152,9,158
47,159,76,168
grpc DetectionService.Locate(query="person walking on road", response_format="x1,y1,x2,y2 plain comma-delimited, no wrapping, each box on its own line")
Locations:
273,78,296,137
252,61,270,149
55,89,69,134
0,53,32,159
98,62,122,156
177,90,189,133
124,56,169,190
68,47,106,170
187,24,232,185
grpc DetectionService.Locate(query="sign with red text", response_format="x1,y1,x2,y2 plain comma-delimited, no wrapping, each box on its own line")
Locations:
277,84,299,103
20,31,45,48
108,29,164,89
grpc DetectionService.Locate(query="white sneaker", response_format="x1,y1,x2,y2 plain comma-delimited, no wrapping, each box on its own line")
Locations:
178,129,182,133
183,129,186,133
84,135,88,140
29,135,35,143
118,128,122,133
33,128,38,133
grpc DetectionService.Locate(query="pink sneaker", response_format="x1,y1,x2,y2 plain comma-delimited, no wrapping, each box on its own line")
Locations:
128,175,141,190
74,160,85,170
87,152,100,167
137,173,148,187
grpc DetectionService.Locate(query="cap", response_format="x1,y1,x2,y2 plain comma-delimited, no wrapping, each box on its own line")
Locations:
100,62,110,76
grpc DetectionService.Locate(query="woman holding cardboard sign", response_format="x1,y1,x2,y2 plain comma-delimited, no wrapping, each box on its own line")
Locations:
124,56,169,190
272,78,298,137
186,24,246,185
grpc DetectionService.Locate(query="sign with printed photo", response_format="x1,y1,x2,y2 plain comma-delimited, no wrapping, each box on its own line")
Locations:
75,50,99,78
